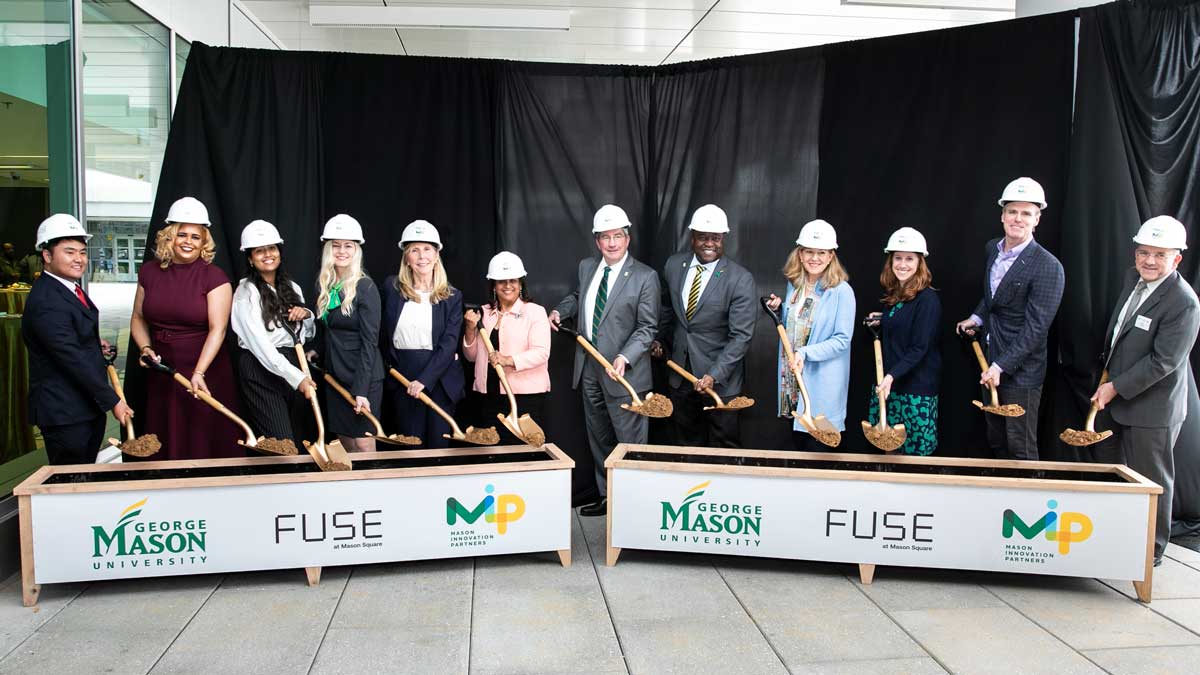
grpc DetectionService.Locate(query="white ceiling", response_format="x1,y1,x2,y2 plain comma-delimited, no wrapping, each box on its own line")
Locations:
240,0,1014,66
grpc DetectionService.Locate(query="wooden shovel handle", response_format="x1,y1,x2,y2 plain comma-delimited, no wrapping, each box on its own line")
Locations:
320,371,385,438
480,325,521,421
171,372,256,443
388,368,463,434
1083,369,1110,431
665,359,723,407
970,340,990,372
106,365,135,439
872,339,889,428
574,336,641,402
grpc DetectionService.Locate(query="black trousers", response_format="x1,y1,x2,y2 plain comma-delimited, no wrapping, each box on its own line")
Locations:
40,415,106,465
983,384,1042,460
475,391,548,446
670,385,741,448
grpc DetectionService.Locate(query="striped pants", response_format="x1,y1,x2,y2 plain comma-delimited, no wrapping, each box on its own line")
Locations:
235,347,312,443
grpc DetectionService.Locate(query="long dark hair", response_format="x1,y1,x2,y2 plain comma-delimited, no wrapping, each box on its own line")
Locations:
244,246,303,329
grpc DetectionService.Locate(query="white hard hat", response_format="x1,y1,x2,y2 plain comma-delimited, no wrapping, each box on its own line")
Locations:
688,204,729,234
592,204,632,233
486,251,527,280
884,227,929,256
795,219,838,250
1133,215,1188,251
321,214,365,243
998,177,1048,210
35,213,92,250
165,196,212,225
399,219,443,250
239,220,284,251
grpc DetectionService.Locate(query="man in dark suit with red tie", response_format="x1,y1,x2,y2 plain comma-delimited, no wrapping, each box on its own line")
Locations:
21,214,132,465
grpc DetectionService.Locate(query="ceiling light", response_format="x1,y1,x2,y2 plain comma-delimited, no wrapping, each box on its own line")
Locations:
309,5,570,31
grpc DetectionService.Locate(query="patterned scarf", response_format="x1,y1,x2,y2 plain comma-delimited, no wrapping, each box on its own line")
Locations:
779,284,819,417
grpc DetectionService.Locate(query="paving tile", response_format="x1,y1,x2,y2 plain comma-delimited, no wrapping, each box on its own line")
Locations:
472,514,624,674
1082,644,1200,674
618,616,787,675
150,573,347,674
1102,557,1200,601
856,567,1006,612
329,559,472,631
793,657,948,674
1166,542,1200,569
309,627,468,675
0,577,87,658
986,576,1198,650
1148,598,1200,635
213,566,348,592
890,606,1104,674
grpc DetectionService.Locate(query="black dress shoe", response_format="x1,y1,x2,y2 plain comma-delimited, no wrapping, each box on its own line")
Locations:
1154,557,1163,567
579,499,607,516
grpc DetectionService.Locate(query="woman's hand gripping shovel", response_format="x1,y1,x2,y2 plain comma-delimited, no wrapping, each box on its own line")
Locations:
759,296,841,447
556,323,673,418
103,345,161,457
387,369,500,445
278,318,351,471
860,317,906,452
958,329,1025,417
306,359,421,447
471,308,546,447
139,354,297,455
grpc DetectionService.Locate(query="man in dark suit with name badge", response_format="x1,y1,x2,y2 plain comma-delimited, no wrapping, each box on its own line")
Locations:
550,204,661,515
21,214,132,465
956,177,1065,461
1090,216,1200,566
651,204,756,447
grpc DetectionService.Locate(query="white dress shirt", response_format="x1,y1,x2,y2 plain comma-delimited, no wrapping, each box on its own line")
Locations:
43,270,80,294
680,256,718,311
1110,276,1166,349
231,279,316,389
394,290,434,350
583,252,628,341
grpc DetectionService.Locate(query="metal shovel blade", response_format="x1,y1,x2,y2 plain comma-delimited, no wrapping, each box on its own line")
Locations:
446,426,502,446
1059,427,1113,447
621,392,674,418
109,434,162,458
862,420,906,452
703,395,755,411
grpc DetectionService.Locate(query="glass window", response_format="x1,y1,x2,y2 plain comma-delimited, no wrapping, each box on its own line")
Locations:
175,34,189,106
0,0,76,489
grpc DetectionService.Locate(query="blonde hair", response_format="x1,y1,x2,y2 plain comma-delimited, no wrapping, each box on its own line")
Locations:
317,240,365,317
154,223,216,269
396,242,452,303
782,246,848,291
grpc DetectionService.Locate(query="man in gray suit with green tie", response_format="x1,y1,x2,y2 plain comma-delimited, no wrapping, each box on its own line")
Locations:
1091,216,1200,566
550,204,661,515
651,204,756,447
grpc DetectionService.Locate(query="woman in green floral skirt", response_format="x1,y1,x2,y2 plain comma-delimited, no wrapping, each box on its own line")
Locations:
865,227,941,455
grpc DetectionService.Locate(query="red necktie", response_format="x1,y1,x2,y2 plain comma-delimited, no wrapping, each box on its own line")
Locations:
74,285,88,308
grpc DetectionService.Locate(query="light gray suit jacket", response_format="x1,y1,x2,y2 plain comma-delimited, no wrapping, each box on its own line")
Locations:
1104,269,1200,428
659,253,756,396
554,255,661,397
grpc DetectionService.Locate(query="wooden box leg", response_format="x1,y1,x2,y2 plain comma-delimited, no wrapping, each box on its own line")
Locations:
858,563,876,585
605,466,620,566
18,496,39,608
305,566,322,587
1134,494,1157,603
557,549,571,567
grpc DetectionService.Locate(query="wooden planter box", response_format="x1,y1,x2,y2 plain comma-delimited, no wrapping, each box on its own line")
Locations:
15,445,574,607
605,444,1162,602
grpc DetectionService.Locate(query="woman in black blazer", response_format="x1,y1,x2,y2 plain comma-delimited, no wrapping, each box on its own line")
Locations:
382,220,465,448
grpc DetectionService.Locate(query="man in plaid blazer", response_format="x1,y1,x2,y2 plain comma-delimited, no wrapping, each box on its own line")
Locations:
957,177,1065,460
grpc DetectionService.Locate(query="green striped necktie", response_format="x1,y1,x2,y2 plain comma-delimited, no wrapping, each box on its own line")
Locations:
592,265,611,338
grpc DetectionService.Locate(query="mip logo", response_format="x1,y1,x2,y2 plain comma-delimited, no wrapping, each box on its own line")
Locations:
1002,499,1093,554
446,484,525,534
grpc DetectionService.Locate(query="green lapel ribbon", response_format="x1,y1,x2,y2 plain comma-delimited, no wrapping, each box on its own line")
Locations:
321,281,343,321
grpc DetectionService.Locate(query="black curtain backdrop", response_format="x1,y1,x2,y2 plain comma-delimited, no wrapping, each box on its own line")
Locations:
1062,0,1200,531
135,1,1200,514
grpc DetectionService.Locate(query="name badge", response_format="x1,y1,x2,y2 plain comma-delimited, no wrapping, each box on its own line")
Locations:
1135,315,1152,331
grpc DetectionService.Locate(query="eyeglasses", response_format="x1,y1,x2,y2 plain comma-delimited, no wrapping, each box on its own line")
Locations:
800,249,833,260
1135,249,1176,262
596,232,627,244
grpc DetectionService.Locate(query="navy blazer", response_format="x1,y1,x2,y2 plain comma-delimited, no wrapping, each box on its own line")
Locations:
380,277,465,403
972,238,1064,388
21,275,120,426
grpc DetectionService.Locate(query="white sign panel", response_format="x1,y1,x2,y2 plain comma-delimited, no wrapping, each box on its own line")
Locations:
32,470,570,583
612,469,1150,581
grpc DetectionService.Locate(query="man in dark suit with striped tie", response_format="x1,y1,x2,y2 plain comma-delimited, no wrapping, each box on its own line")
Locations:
550,204,661,515
651,204,756,447
957,177,1065,460
21,214,132,465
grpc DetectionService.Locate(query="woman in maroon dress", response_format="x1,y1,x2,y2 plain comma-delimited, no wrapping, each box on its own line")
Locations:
130,197,242,459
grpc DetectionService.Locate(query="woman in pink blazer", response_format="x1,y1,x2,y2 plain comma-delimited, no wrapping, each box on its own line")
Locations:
462,252,551,443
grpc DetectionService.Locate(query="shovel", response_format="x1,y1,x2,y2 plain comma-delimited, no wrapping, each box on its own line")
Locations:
277,318,351,470
308,360,421,447
1060,370,1115,447
964,335,1025,417
388,368,500,445
557,323,672,418
140,355,297,455
102,347,160,457
859,318,906,452
663,359,754,411
476,316,546,448
759,296,841,447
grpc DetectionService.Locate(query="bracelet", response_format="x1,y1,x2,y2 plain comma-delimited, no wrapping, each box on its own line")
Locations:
194,370,206,377
139,345,152,353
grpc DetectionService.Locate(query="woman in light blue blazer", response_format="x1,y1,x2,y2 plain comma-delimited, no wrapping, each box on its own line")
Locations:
767,219,855,451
